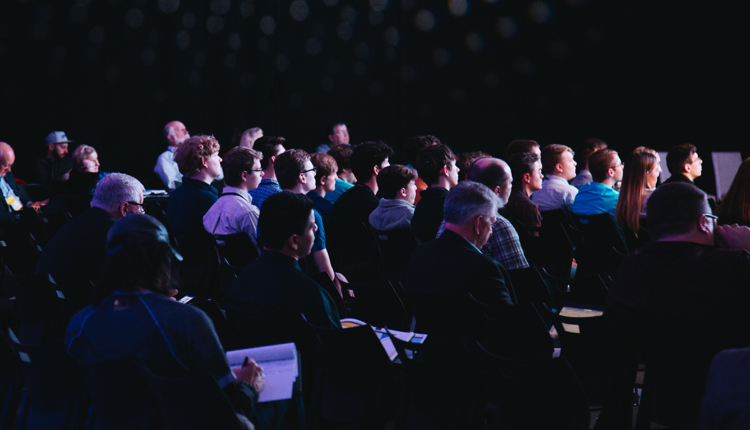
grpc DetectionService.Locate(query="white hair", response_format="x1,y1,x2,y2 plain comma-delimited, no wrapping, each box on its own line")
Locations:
91,173,145,213
443,181,501,225
239,127,263,149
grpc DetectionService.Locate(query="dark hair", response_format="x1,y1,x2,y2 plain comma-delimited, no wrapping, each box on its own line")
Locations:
466,157,510,191
274,149,310,190
98,242,178,304
404,135,441,166
327,144,353,173
508,152,540,185
223,147,263,187
666,143,697,175
541,144,574,175
377,165,418,199
647,183,708,240
506,139,540,159
574,138,607,170
416,143,457,185
615,150,657,234
351,141,394,183
457,151,491,181
310,153,338,187
254,136,286,170
715,157,750,226
259,192,314,250
328,122,346,136
588,149,618,183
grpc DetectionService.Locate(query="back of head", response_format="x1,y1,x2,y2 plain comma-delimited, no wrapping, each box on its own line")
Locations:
508,152,540,184
254,136,286,170
647,183,708,240
274,149,310,190
466,157,509,191
223,147,263,187
715,157,750,225
91,173,145,213
239,127,263,149
259,192,314,251
541,144,574,175
444,181,501,225
416,143,456,185
351,141,394,183
506,139,539,159
72,144,96,171
327,144,353,173
377,165,417,199
666,143,697,175
310,153,338,187
404,135,441,167
173,135,220,176
575,138,607,168
615,150,657,230
588,149,618,183
457,151,491,181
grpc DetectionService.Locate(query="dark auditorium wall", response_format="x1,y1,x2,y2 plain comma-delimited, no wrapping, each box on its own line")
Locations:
1,0,748,195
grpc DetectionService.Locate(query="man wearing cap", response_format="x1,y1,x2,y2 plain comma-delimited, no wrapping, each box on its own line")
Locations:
155,120,189,191
1,142,47,236
29,131,74,184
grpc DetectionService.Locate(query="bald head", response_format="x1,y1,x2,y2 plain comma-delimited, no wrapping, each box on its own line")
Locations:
466,157,512,204
163,121,189,147
0,142,16,178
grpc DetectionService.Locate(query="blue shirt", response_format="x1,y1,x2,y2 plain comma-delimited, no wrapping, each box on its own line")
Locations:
571,181,620,218
324,179,354,204
307,191,333,225
248,178,282,209
312,209,326,252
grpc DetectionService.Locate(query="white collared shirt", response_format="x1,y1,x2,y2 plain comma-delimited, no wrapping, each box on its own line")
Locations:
202,186,260,254
154,147,182,191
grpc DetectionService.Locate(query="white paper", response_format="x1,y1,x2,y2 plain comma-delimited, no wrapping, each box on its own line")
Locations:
227,343,298,403
559,306,603,318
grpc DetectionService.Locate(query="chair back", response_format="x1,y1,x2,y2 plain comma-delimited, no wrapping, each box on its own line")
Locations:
15,273,66,343
371,227,418,281
569,213,627,277
189,299,237,351
542,271,609,308
344,280,409,331
308,271,346,319
330,222,381,274
506,266,554,307
0,330,23,430
712,151,743,200
174,233,221,298
0,232,43,276
215,233,259,268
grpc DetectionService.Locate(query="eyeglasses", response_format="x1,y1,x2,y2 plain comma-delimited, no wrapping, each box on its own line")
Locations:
610,163,625,169
127,201,145,213
301,167,317,174
703,213,718,225
250,169,264,174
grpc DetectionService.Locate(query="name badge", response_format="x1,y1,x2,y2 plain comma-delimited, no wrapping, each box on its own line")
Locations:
6,196,22,211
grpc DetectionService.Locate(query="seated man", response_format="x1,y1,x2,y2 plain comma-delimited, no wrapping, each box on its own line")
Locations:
606,183,750,427
154,121,189,191
248,136,286,209
224,192,341,329
502,152,543,229
315,122,349,154
0,142,47,236
203,147,264,255
35,173,145,285
505,139,541,159
403,135,441,205
571,138,607,189
411,143,459,243
531,144,578,212
323,144,355,204
369,165,418,232
571,148,623,218
664,143,702,186
406,181,515,339
30,131,74,184
306,153,337,224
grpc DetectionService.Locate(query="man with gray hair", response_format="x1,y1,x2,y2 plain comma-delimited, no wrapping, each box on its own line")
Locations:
405,180,515,339
155,120,190,191
239,127,263,149
35,173,145,285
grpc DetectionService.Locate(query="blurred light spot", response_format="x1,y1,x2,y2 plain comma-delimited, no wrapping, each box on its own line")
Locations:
258,37,270,50
369,11,383,25
207,16,224,33
290,0,309,21
194,52,206,66
149,30,160,44
36,4,54,21
448,0,468,17
326,59,340,74
385,47,396,60
384,27,399,46
176,31,190,49
587,27,604,44
432,48,449,66
228,32,241,50
260,16,275,35
211,0,231,15
341,6,357,23
465,32,483,52
240,1,255,17
323,0,339,5
105,66,120,82
451,88,467,103
240,73,255,89
370,82,384,97
158,0,180,13
567,0,584,6
549,39,568,58
182,12,195,29
321,77,334,91
496,17,517,38
306,38,322,55
415,10,435,31
400,66,416,82
355,42,370,60
189,70,201,86
125,8,144,28
224,53,236,68
514,57,533,74
276,55,289,72
402,0,415,9
370,0,388,11
90,26,104,44
141,48,156,65
484,72,499,88
70,5,88,23
30,23,48,40
290,93,303,107
51,45,67,60
337,23,353,41
529,2,552,23
353,61,366,76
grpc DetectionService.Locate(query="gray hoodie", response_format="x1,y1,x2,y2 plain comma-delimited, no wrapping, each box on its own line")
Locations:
368,198,416,231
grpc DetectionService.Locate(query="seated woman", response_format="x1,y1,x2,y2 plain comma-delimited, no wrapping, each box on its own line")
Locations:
715,157,750,227
68,144,107,198
369,165,418,232
614,148,660,249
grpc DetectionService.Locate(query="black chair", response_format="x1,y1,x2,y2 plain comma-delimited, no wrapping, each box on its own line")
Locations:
478,342,590,430
173,233,221,298
80,359,161,430
189,299,238,352
568,212,628,278
541,270,609,308
344,279,410,331
506,266,554,308
371,227,418,283
330,222,381,281
22,184,50,203
215,233,259,268
622,217,651,253
0,330,23,430
308,271,347,319
0,232,43,276
14,273,66,344
214,256,245,301
538,211,576,278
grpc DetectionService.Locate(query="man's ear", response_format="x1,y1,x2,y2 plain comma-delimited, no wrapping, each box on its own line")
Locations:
373,165,380,176
555,163,564,174
441,164,450,176
287,234,299,251
119,202,128,217
201,157,209,169
473,215,483,235
399,187,407,197
269,155,276,165
522,172,532,184
240,171,249,182
684,163,692,174
320,174,328,187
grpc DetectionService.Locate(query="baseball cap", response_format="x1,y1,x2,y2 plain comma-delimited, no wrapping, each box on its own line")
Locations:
106,214,182,261
46,131,74,145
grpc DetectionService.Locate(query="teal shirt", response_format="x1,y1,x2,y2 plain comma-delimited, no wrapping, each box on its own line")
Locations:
324,179,354,204
571,181,619,218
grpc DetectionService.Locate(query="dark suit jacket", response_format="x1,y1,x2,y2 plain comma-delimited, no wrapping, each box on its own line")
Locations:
411,187,449,243
404,229,515,339
0,171,30,233
166,178,218,240
663,173,694,185
701,347,750,430
327,185,380,267
500,188,542,228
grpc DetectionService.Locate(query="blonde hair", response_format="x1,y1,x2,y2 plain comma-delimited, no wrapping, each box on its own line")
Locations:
73,145,97,171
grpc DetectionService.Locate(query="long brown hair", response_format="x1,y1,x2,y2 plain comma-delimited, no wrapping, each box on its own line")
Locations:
715,157,750,226
615,149,657,234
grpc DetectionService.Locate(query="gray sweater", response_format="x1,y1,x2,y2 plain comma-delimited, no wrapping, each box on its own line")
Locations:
368,198,416,231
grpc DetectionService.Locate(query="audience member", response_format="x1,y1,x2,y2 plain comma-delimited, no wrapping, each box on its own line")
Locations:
1,142,47,235
166,135,223,242
155,121,189,191
571,148,623,218
315,122,349,154
405,181,515,339
505,139,541,159
224,192,341,329
323,144,355,204
701,347,750,430
571,138,608,189
35,173,145,284
248,136,286,209
457,151,491,181
68,144,106,199
239,127,263,149
411,143,459,243
30,131,74,184
531,144,578,211
502,152,543,229
606,183,750,427
203,147,264,255
403,135,440,205
306,153,337,223
614,149,659,235
715,157,750,227
369,165,418,232
664,143,702,186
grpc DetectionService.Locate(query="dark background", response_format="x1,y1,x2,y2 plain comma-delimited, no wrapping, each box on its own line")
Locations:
1,0,748,195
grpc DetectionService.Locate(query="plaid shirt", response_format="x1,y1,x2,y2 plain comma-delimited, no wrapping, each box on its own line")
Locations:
437,214,529,270
248,178,282,209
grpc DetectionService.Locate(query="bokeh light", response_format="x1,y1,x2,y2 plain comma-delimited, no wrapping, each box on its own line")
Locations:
158,0,180,14
260,16,275,35
290,0,309,22
401,66,417,82
224,53,236,68
529,2,552,23
89,26,104,44
496,17,517,38
125,8,144,29
323,0,339,5
337,23,353,41
189,70,200,86
369,11,384,25
370,0,388,11
432,48,450,67
210,0,231,15
353,61,366,76
415,10,436,32
206,16,224,34
182,12,195,29
239,1,255,17
448,0,468,17
465,32,483,52
384,27,399,46
175,31,190,49
228,33,241,51
341,6,357,24
306,38,322,56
